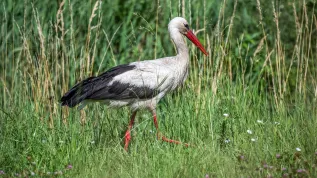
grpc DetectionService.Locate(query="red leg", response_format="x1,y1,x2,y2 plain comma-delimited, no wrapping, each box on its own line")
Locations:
124,111,137,151
151,109,189,147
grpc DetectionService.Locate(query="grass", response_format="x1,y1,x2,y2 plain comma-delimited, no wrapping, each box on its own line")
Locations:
1,0,317,177
1,84,317,177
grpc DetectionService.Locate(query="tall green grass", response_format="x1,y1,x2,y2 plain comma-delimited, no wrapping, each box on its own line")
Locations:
1,0,316,177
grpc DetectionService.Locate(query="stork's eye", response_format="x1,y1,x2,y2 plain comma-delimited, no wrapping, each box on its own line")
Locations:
184,24,189,30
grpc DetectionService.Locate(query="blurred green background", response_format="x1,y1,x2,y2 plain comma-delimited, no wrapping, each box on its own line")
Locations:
1,0,317,177
2,0,316,99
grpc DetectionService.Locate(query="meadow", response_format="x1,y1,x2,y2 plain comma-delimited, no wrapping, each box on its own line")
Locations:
1,0,317,177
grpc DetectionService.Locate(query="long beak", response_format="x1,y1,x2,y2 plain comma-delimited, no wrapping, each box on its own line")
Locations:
184,30,208,56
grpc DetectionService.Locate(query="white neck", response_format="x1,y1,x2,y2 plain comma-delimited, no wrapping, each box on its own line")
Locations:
169,29,189,60
168,28,190,86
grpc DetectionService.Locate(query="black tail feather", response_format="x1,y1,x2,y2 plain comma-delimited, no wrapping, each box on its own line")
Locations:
60,64,136,107
60,76,96,107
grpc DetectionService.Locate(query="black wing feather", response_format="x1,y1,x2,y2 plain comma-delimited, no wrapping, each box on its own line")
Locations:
88,73,170,100
88,81,157,100
60,64,135,107
61,64,165,107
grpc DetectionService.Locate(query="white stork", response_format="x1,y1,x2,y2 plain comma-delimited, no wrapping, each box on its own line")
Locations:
61,17,208,150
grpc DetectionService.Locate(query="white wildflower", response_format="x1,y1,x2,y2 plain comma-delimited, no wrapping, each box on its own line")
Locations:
224,139,230,143
247,129,253,134
257,120,263,124
251,138,256,142
223,113,229,117
296,148,301,151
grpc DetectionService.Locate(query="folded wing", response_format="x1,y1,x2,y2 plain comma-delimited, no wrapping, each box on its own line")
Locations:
61,62,173,107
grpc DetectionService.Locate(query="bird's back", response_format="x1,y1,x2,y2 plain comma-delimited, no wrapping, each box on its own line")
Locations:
60,57,186,110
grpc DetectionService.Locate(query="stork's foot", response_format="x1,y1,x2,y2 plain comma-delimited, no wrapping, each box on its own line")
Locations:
124,130,132,151
150,109,190,147
157,133,190,147
124,111,137,151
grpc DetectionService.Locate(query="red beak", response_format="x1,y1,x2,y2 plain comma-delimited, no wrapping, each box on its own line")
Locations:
184,30,208,56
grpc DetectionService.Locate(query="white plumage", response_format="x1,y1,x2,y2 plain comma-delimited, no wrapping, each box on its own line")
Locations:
61,17,208,150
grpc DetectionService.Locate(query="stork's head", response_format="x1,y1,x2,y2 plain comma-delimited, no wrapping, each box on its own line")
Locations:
168,17,208,56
